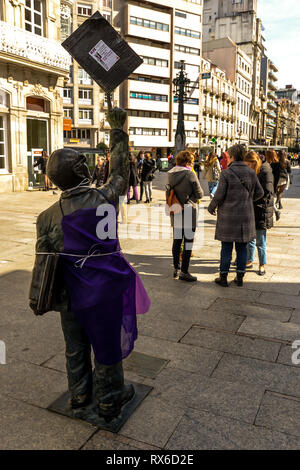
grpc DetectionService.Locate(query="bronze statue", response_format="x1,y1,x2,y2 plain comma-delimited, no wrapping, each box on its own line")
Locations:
29,106,150,420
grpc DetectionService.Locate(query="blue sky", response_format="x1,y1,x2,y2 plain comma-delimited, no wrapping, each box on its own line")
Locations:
257,0,300,90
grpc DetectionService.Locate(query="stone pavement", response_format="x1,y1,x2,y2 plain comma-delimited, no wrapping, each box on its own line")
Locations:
0,170,300,450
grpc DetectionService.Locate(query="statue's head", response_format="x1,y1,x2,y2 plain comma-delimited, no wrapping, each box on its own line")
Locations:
47,148,91,191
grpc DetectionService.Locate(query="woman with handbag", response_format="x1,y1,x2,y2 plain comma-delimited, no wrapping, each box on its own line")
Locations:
203,152,221,199
167,150,204,282
244,151,274,276
141,152,156,203
127,153,139,204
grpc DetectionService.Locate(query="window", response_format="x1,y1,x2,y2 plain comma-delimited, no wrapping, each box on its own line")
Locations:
63,88,72,102
175,27,200,39
63,108,73,120
78,68,92,85
131,76,166,84
130,92,168,102
79,109,93,121
102,0,112,7
175,44,200,56
77,4,92,16
0,115,8,172
129,128,167,136
79,89,93,104
142,56,168,67
130,16,169,32
60,5,72,41
25,0,43,36
64,129,91,140
128,110,168,119
174,114,198,121
103,13,111,22
175,11,187,18
174,97,199,105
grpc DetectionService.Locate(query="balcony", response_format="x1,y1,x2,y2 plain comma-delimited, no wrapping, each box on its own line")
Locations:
268,101,277,111
268,81,277,92
268,90,277,100
222,92,229,102
0,20,70,75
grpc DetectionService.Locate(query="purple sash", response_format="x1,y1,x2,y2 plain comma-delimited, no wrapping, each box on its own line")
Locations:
60,207,150,365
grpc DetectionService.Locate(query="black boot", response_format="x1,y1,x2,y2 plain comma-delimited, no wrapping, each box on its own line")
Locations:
94,361,135,421
215,273,228,287
70,393,92,409
234,272,244,287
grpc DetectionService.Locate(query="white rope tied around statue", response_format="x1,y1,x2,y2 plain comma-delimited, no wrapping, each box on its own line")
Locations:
36,244,122,269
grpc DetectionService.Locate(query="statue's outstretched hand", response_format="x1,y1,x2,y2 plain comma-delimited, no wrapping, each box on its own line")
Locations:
106,107,127,130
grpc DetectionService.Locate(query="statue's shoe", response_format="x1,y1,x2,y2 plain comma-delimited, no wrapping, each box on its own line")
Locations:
98,384,135,420
70,393,92,409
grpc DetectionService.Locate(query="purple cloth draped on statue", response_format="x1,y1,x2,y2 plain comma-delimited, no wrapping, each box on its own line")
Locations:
60,207,150,365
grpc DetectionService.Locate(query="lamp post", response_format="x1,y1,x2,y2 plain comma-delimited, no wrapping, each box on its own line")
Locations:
173,60,191,157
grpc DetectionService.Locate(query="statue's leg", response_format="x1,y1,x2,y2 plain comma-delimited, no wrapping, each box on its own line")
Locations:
60,310,93,408
94,360,135,420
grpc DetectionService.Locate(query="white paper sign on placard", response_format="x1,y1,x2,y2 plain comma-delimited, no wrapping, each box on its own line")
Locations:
89,40,120,72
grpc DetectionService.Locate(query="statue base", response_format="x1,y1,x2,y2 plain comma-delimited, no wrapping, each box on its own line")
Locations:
48,381,153,433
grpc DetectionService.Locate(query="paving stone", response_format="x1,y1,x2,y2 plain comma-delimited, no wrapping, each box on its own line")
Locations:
238,317,300,343
259,292,300,310
181,326,281,362
123,351,168,379
255,392,300,437
0,393,95,450
134,335,223,375
208,298,292,323
277,344,300,368
82,430,160,450
165,408,300,450
0,359,67,408
212,354,300,398
290,309,300,325
138,314,192,342
120,395,184,448
149,367,265,424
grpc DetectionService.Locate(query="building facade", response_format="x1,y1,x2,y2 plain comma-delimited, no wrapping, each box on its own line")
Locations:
114,0,203,156
276,85,300,104
261,55,278,144
0,0,70,192
61,0,117,151
202,0,264,143
200,58,236,152
275,99,300,149
203,37,252,145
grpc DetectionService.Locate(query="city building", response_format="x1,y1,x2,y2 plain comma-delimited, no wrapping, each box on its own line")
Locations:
61,0,117,151
114,0,203,157
200,58,236,152
276,85,300,104
275,99,300,149
261,54,278,145
202,0,264,143
0,0,70,192
203,37,252,145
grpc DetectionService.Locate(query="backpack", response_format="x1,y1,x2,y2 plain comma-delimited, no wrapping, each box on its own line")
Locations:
165,173,187,216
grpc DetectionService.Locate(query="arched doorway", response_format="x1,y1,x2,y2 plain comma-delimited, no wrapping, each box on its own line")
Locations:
26,96,50,187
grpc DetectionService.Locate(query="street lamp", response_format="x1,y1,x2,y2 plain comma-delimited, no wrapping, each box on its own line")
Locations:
173,60,191,156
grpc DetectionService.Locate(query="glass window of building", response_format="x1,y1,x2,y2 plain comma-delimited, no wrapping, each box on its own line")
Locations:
79,109,93,121
78,68,92,85
60,5,72,41
0,116,8,172
25,0,43,36
77,4,92,16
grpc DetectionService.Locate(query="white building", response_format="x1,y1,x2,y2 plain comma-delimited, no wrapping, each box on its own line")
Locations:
114,0,203,156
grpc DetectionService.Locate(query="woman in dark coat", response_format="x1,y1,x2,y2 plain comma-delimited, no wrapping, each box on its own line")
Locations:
244,151,274,276
276,150,292,209
266,149,286,220
167,150,204,282
208,144,264,287
33,150,50,190
127,153,139,203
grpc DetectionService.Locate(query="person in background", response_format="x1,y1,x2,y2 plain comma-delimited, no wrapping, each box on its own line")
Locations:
141,153,156,203
92,156,106,188
127,153,139,204
193,151,201,180
137,150,145,202
207,144,264,288
276,150,292,210
220,151,230,171
203,152,221,199
34,150,50,191
265,150,281,221
244,151,274,276
167,150,204,282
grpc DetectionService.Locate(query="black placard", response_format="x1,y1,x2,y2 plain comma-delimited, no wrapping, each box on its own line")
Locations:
62,11,143,93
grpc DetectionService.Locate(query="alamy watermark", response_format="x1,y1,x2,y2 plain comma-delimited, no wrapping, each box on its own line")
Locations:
291,340,300,365
0,340,6,365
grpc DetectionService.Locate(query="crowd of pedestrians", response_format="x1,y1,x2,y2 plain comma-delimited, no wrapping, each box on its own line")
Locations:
166,144,293,286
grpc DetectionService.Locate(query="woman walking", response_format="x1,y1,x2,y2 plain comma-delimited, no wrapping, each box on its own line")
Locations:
276,150,292,210
141,153,156,203
208,144,264,287
167,150,204,282
137,151,145,201
127,153,139,204
244,151,274,276
266,150,282,221
203,152,221,198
